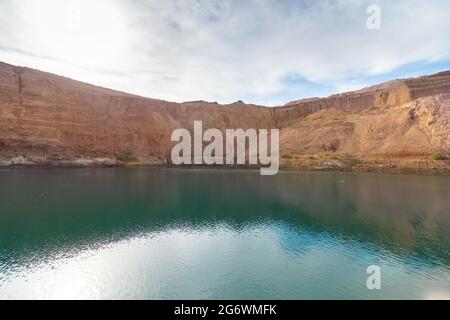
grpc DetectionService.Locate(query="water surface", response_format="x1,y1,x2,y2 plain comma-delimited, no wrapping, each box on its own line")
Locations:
0,168,449,299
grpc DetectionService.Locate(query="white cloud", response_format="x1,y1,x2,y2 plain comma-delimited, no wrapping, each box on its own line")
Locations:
1,0,449,105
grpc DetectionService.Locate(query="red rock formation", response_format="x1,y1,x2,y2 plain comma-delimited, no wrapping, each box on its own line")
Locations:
0,62,275,165
0,61,449,173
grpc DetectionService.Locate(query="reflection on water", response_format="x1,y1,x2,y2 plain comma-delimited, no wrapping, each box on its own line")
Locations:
0,168,449,299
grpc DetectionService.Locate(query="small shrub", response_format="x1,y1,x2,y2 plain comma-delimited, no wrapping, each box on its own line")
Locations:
48,154,61,161
116,149,137,163
126,162,144,168
431,152,447,161
79,144,93,155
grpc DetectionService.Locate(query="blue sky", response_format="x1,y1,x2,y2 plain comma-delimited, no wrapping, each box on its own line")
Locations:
246,59,450,105
1,0,450,106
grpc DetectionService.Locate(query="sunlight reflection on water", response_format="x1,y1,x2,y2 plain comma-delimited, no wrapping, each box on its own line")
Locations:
0,169,449,299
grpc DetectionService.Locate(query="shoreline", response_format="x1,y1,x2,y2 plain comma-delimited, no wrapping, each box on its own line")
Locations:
1,161,449,176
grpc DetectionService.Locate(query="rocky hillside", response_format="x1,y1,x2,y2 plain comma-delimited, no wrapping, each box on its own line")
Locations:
0,61,449,173
279,71,450,173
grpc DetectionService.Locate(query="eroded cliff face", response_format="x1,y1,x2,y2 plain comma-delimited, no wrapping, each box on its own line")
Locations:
0,61,449,173
0,62,275,166
280,94,450,173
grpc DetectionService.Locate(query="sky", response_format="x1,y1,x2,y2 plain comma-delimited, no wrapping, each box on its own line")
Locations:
1,0,450,106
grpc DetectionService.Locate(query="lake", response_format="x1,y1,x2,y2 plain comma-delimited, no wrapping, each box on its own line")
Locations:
0,168,449,299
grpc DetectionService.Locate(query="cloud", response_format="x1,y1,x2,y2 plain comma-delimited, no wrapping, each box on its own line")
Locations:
1,0,450,105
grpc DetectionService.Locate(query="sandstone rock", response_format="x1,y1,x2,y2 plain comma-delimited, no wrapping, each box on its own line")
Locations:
0,61,449,173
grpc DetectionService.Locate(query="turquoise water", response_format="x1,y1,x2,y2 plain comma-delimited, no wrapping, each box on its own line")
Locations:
0,168,449,299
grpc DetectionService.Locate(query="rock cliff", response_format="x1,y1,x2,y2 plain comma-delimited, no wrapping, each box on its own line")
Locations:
0,61,449,173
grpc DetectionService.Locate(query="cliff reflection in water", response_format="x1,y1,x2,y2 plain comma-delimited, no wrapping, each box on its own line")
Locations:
0,168,449,299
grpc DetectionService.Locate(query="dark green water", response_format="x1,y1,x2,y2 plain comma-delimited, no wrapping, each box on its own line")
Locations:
0,168,449,299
